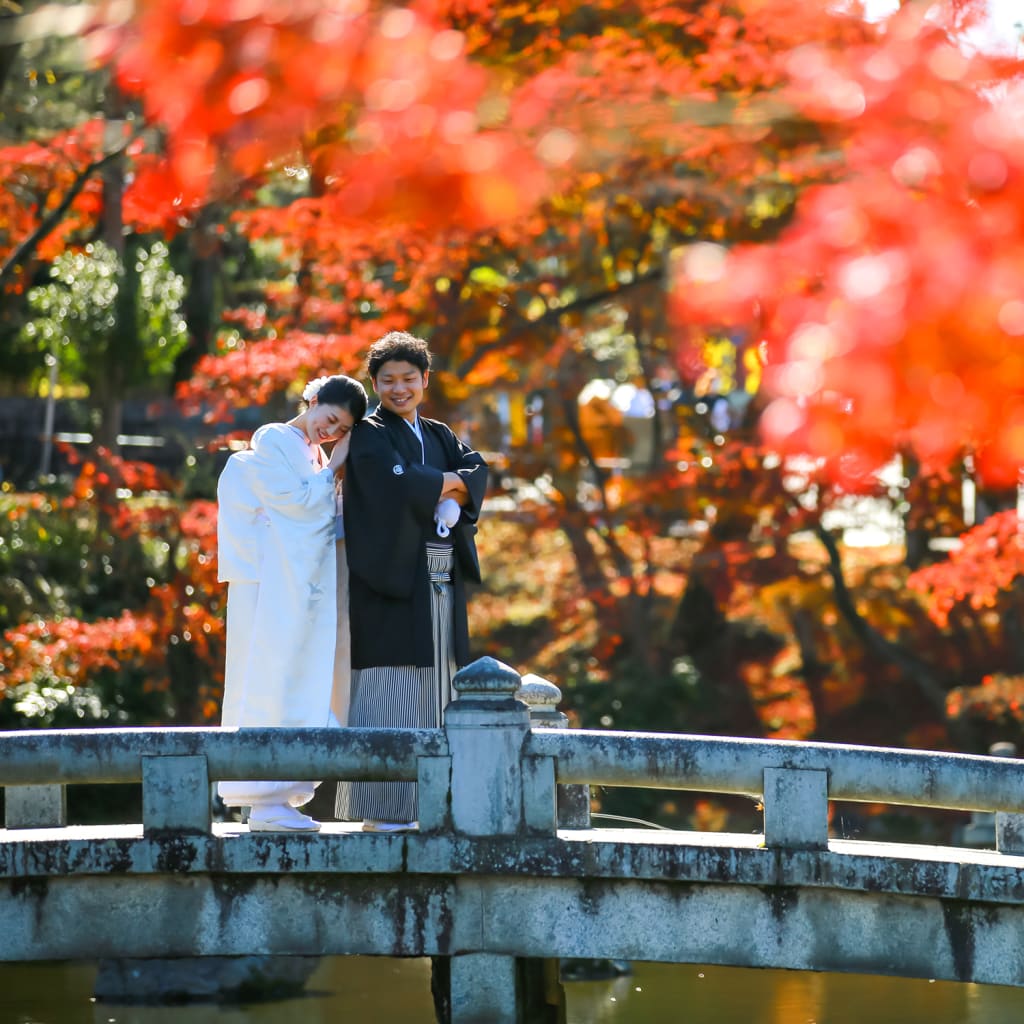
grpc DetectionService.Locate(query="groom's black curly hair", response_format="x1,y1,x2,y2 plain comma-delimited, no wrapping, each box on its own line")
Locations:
367,331,432,378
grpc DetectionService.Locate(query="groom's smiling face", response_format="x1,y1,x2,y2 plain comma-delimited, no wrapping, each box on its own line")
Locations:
373,359,428,423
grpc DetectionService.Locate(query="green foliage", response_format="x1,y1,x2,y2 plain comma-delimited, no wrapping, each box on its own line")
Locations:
563,653,705,734
0,667,167,730
0,489,148,629
0,480,222,731
0,32,105,142
467,265,510,288
20,240,188,391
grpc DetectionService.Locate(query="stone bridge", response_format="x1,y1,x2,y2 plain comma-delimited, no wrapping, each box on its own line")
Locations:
4,657,1024,1022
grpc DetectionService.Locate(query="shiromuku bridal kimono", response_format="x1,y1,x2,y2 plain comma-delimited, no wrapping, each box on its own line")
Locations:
215,422,350,810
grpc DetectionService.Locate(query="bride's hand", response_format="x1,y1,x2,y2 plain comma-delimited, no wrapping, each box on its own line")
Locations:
327,432,351,476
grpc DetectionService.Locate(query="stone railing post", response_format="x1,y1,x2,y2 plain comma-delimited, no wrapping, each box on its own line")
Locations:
4,784,67,829
142,755,211,835
437,657,544,1024
511,674,574,1023
518,673,590,830
444,656,531,837
991,742,1024,855
762,767,829,850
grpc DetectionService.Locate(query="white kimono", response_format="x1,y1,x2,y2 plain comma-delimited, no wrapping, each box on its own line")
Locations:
215,422,346,809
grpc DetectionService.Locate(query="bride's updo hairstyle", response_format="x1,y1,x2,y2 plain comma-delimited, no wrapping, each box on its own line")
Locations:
302,374,368,423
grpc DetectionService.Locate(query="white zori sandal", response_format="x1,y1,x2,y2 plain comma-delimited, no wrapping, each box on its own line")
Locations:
248,804,321,832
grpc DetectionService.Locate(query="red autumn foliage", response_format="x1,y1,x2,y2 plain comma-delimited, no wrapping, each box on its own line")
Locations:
0,121,107,281
0,123,204,287
0,456,225,725
171,0,880,406
948,671,1024,718
1,611,159,690
88,0,549,227
909,509,1024,628
674,3,1024,487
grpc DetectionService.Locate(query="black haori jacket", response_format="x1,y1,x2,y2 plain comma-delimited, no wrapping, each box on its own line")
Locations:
343,405,489,670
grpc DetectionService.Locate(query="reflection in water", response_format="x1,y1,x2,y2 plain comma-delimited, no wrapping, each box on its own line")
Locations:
5,959,1024,1024
563,964,1024,1024
2,958,437,1024
771,972,824,1024
565,973,637,1023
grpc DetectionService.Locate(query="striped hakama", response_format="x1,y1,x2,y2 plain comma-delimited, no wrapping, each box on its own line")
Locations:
335,544,456,823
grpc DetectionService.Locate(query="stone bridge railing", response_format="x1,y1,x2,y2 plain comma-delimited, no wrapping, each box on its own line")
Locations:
5,656,1024,1022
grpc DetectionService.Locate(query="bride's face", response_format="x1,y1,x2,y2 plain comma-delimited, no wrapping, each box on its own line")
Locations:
306,401,355,445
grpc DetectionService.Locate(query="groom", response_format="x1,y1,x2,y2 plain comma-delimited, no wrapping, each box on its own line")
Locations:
336,331,488,831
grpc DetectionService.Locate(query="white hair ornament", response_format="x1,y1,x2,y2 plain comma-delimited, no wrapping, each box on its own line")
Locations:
302,376,331,403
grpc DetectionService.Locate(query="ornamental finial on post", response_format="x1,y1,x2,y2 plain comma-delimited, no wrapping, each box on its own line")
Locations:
452,656,522,700
516,673,563,713
444,657,530,836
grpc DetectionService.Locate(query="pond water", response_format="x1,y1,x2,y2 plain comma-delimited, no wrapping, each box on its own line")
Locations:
5,957,1024,1024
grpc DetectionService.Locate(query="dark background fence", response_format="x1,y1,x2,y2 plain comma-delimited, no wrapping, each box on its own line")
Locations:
0,397,264,488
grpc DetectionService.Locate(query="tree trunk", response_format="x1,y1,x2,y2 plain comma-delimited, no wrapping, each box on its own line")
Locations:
91,369,125,451
0,18,22,100
814,519,955,723
557,505,612,600
671,568,725,655
94,81,127,453
900,451,924,570
172,205,223,386
626,310,666,474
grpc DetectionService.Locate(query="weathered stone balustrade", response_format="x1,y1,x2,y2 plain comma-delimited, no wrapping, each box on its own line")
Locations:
526,728,1024,851
3,726,446,833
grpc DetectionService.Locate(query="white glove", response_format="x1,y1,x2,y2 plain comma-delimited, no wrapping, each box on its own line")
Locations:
434,497,461,538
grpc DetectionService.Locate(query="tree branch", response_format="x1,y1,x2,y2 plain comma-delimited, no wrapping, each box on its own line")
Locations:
814,519,951,716
0,135,138,291
454,266,665,380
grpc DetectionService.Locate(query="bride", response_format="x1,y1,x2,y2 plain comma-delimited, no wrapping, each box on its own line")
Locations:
215,374,367,832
